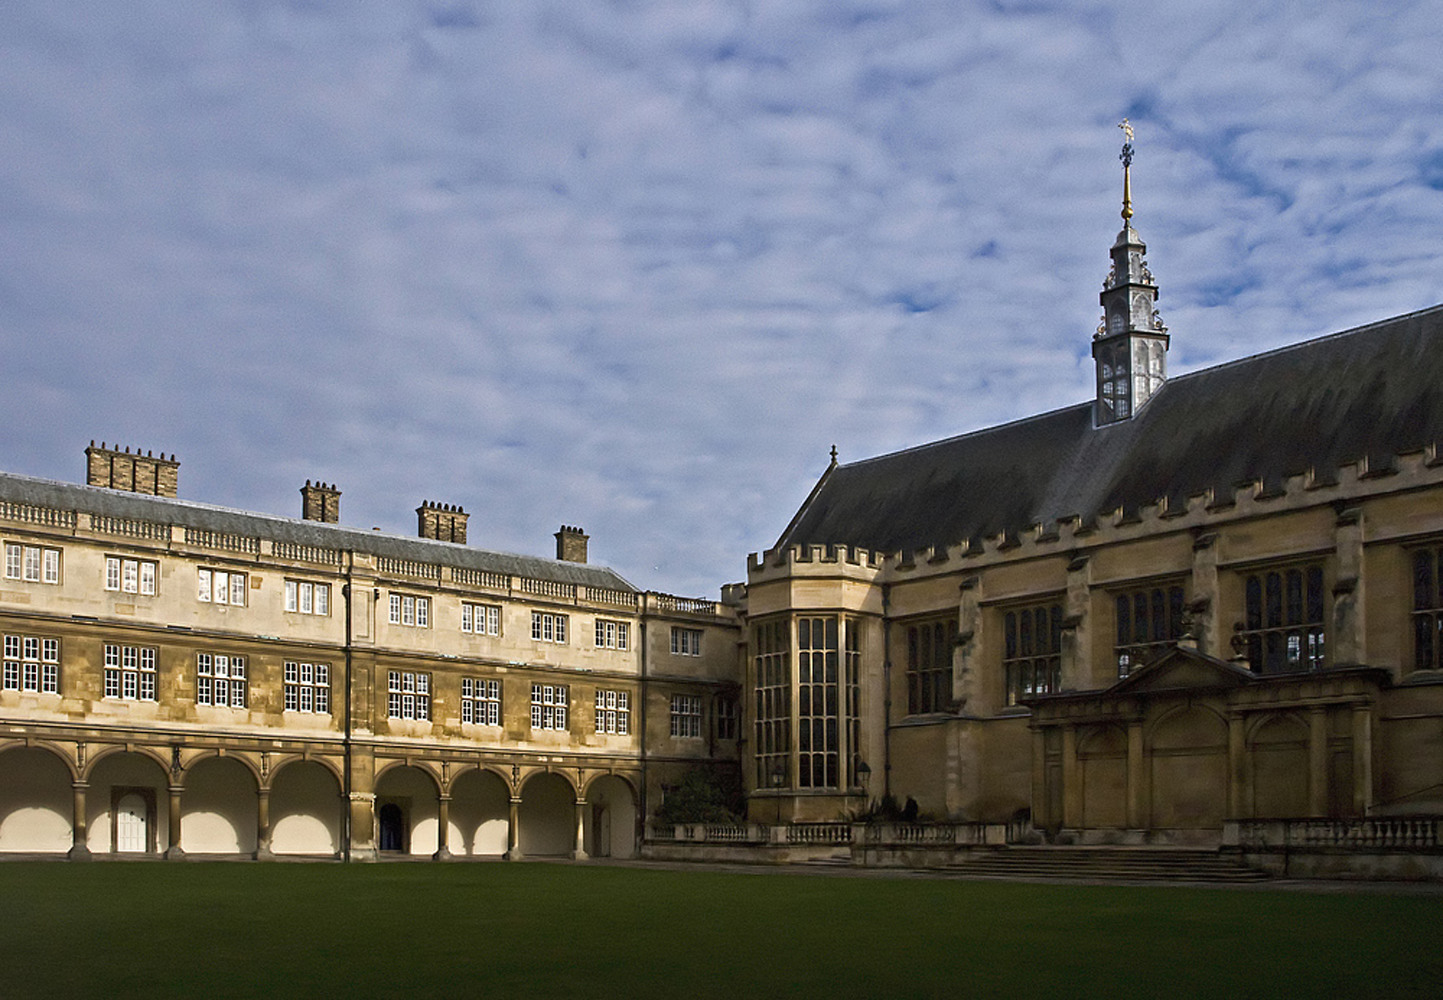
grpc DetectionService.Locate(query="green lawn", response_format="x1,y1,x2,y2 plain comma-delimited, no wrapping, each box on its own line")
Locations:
1,861,1439,999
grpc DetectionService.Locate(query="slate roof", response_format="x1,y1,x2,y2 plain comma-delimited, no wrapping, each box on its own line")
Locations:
776,304,1443,555
0,472,637,592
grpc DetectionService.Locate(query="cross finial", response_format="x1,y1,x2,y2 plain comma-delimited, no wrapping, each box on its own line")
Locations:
1117,119,1135,220
829,444,838,465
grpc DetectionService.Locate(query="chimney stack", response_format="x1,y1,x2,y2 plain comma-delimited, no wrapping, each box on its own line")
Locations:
85,442,179,497
417,501,469,544
300,481,341,523
555,525,589,564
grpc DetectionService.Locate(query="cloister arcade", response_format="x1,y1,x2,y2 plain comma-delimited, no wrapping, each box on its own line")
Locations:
0,742,638,861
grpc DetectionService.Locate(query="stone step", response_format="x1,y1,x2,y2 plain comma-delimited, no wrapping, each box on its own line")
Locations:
947,847,1269,882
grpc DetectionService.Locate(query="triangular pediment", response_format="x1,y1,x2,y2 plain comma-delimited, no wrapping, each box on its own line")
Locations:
1109,645,1256,695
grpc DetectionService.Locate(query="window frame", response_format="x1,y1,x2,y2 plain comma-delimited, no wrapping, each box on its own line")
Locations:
3,633,60,694
670,626,703,656
530,683,569,731
1001,600,1063,707
284,579,331,616
594,688,631,735
594,618,629,650
461,602,501,636
283,660,331,714
197,567,247,606
1112,582,1187,677
387,593,431,629
531,611,568,644
1235,562,1327,675
103,642,157,701
1413,545,1443,673
4,542,61,584
670,693,703,739
386,669,432,721
105,555,158,596
460,676,502,726
196,652,247,708
905,616,955,715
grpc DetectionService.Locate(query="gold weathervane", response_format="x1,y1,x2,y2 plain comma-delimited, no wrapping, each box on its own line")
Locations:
1118,118,1135,221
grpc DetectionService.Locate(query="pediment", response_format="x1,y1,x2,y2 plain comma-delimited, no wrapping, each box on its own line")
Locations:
1109,646,1256,695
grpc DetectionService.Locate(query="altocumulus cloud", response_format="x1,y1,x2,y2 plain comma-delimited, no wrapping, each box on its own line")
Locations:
1,0,1441,595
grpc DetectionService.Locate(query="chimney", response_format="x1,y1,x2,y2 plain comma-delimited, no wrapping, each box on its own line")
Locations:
417,501,469,544
85,442,179,497
300,481,341,523
555,525,589,564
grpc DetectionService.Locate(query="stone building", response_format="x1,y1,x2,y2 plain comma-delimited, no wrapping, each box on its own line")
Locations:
0,445,742,859
741,156,1443,847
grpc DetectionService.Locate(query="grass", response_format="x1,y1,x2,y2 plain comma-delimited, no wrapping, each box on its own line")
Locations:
1,861,1440,999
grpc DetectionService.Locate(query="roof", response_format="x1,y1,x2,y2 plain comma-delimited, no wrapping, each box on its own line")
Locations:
776,304,1443,555
0,472,637,592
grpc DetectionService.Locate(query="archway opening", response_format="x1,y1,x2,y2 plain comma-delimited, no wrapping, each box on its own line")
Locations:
518,772,574,856
374,765,439,856
586,775,637,859
0,746,72,853
181,756,258,855
449,769,509,856
269,760,341,857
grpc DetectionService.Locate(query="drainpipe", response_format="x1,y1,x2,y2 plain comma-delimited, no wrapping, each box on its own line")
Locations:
638,610,649,848
342,576,354,864
882,583,892,801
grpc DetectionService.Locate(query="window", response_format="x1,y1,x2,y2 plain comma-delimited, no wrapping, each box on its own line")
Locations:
3,634,59,693
1238,564,1325,674
670,694,702,738
462,602,500,636
594,619,629,650
283,661,330,713
595,689,630,734
531,683,568,731
906,617,955,714
197,568,247,606
461,677,501,726
798,616,839,787
105,556,157,596
284,580,330,616
196,653,247,708
1414,547,1443,671
715,695,739,740
753,618,790,788
1114,583,1186,677
1003,602,1062,706
4,543,60,584
104,643,156,701
388,593,430,628
671,627,702,656
387,670,431,720
531,612,568,644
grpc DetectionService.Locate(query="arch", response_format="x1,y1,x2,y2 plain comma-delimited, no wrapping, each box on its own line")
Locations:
268,753,344,789
179,755,259,854
269,759,341,856
518,771,575,857
0,745,74,853
86,750,171,854
448,767,510,857
1248,712,1310,819
82,743,171,785
1077,724,1127,830
374,759,444,797
177,750,263,790
584,774,637,859
374,764,440,856
0,739,79,782
1146,704,1228,831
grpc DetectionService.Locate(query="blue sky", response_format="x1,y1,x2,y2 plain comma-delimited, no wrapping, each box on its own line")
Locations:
2,1,1441,597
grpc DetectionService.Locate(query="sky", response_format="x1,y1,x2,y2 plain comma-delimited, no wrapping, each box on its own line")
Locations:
2,1,1442,598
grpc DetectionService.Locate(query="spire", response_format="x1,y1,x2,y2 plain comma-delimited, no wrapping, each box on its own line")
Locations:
1092,120,1169,426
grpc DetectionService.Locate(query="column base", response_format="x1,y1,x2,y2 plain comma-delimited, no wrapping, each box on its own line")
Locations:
571,849,589,861
347,847,378,863
255,845,275,861
164,846,187,861
504,848,524,861
432,847,453,861
67,844,92,862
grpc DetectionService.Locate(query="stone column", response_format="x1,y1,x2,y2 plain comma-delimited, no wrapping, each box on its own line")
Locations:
165,785,185,859
348,792,377,862
1061,725,1080,830
1352,704,1374,816
1227,715,1246,820
1030,727,1048,829
572,798,589,860
433,795,452,861
505,797,523,860
256,788,273,860
1308,706,1328,818
1126,720,1145,829
67,782,91,861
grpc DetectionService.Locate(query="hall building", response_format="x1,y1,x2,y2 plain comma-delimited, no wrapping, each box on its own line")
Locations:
0,445,742,859
740,148,1443,847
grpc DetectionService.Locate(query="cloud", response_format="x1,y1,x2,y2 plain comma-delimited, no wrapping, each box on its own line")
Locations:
2,0,1442,595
